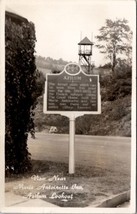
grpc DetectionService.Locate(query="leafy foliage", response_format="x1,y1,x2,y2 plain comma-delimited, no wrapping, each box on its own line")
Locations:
5,15,37,175
96,19,132,73
76,115,92,135
35,69,46,96
100,59,131,101
99,62,111,69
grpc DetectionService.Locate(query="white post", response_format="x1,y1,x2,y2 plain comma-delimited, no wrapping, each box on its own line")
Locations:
69,114,75,174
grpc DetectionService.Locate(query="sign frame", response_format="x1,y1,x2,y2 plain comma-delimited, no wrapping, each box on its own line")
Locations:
43,63,101,118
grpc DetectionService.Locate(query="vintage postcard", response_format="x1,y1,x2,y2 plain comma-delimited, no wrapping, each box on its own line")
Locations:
0,0,136,213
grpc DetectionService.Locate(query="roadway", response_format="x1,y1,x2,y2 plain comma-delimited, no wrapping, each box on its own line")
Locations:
28,133,131,174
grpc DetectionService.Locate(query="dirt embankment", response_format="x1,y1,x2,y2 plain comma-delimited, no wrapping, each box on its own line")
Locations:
88,95,131,136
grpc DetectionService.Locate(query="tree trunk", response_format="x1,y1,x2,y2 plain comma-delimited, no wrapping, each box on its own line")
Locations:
112,51,116,74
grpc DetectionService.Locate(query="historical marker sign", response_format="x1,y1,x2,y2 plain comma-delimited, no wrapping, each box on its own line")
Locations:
44,63,101,115
43,63,101,174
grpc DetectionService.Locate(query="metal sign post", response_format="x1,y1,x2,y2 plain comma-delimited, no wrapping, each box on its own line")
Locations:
69,114,75,174
43,63,101,174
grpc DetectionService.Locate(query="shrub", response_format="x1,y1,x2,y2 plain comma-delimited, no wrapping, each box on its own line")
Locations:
76,115,92,135
100,59,131,102
5,12,37,175
35,70,46,96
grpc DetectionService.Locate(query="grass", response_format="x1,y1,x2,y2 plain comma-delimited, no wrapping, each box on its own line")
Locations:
5,160,130,207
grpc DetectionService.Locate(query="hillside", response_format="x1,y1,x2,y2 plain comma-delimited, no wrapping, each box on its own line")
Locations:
35,55,70,76
33,67,131,137
33,96,131,137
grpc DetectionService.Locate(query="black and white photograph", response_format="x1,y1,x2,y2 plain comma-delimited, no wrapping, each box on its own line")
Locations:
0,0,136,213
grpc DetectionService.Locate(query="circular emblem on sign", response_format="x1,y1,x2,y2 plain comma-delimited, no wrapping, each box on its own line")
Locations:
65,63,80,75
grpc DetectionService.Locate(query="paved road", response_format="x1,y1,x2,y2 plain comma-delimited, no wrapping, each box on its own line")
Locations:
28,133,131,173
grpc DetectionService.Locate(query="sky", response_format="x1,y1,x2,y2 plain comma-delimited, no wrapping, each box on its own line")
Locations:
5,0,135,66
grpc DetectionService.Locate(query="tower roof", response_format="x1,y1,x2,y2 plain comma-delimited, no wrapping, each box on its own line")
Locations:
78,37,93,45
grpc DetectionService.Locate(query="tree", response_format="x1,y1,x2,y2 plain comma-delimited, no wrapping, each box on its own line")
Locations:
95,19,132,73
5,12,37,175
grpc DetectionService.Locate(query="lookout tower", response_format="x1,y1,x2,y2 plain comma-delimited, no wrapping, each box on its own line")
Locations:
78,37,93,74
